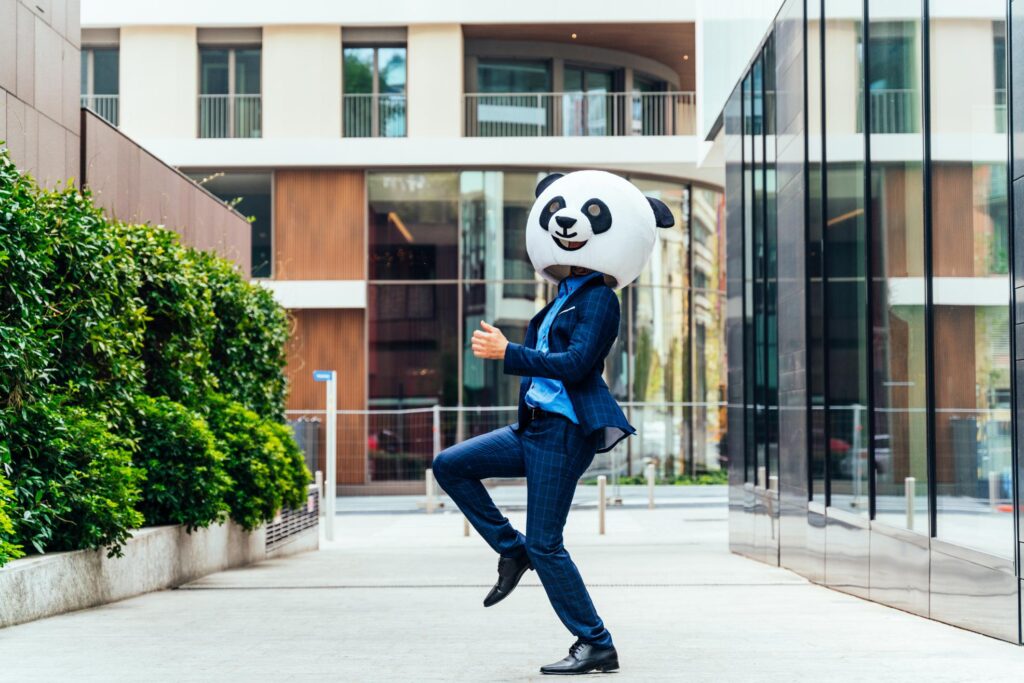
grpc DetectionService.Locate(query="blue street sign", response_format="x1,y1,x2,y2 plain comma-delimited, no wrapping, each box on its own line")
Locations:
313,370,334,382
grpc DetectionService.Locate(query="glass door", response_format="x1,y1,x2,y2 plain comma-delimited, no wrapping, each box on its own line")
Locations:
564,67,615,135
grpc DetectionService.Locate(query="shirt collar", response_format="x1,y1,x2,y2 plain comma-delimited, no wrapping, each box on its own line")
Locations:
558,271,603,297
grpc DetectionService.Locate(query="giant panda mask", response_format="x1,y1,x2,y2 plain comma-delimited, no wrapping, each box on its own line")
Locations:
526,170,675,290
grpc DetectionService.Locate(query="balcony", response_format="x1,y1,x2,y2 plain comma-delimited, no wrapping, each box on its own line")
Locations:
343,94,407,138
464,91,695,137
199,94,262,139
81,94,119,127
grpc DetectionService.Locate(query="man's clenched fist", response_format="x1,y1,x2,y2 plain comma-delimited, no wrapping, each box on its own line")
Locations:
472,321,509,360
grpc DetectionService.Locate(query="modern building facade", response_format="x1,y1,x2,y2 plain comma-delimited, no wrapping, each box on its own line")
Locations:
78,2,728,492
0,0,250,268
709,0,1024,644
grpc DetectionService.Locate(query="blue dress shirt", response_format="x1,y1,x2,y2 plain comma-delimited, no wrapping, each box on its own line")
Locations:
524,272,604,423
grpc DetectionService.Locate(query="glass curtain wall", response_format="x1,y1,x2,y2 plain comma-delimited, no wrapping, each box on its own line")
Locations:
367,170,725,479
808,1,827,501
735,1,1012,556
929,1,1011,556
740,42,780,490
868,2,928,531
824,2,870,515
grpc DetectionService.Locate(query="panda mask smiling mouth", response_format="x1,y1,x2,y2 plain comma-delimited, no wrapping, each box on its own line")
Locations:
551,215,589,251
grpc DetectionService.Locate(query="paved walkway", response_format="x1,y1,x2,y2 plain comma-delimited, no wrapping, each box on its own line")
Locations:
2,497,1024,681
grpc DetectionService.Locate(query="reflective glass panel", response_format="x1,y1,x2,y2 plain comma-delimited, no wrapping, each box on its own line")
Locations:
868,2,928,532
368,172,459,280
368,284,459,408
930,1,1011,556
824,4,869,515
92,48,119,95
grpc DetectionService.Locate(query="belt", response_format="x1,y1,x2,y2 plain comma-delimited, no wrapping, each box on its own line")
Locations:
527,406,561,421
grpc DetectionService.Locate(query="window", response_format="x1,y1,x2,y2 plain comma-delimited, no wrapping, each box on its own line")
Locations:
81,48,119,126
343,46,407,137
188,172,274,279
199,47,262,138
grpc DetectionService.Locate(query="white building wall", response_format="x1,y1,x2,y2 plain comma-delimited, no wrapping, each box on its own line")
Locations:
119,26,197,139
696,0,782,140
407,24,462,138
263,25,342,138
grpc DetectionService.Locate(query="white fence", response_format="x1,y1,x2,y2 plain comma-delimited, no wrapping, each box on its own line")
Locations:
464,91,696,137
286,402,726,494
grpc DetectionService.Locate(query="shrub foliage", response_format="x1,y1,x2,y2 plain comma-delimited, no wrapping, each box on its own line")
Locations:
133,395,231,531
0,149,309,567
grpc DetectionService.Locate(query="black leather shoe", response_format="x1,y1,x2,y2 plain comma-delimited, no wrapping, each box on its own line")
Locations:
482,552,532,607
540,639,619,675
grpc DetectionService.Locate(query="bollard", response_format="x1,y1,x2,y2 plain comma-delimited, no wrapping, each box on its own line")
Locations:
989,471,1000,510
598,475,607,535
905,476,915,529
646,463,656,510
315,470,325,518
425,468,436,514
463,516,471,537
757,465,767,490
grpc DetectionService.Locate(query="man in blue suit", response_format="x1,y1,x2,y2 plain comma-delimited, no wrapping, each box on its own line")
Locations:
432,170,673,675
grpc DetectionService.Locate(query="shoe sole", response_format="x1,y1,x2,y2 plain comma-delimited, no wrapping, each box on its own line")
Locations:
540,659,619,675
483,563,533,608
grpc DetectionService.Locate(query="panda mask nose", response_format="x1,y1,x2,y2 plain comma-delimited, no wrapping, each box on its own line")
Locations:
555,215,578,231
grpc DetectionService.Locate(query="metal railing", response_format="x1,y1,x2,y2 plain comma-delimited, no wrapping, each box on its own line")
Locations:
198,93,262,138
81,94,119,126
286,402,726,493
865,88,919,134
464,91,696,137
343,93,407,138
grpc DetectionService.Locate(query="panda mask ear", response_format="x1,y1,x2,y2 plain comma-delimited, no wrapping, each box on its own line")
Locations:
535,172,565,198
647,197,675,228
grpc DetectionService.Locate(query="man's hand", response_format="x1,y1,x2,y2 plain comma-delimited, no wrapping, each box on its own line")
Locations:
472,321,509,360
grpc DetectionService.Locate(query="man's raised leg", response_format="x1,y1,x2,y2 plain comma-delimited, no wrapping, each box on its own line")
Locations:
432,425,526,558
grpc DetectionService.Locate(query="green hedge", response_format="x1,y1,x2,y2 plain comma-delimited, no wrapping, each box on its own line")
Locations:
133,395,230,532
0,149,310,566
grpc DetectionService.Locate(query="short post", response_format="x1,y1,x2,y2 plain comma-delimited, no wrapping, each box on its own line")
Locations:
905,476,916,529
425,468,436,514
315,470,324,518
463,516,471,537
312,370,337,542
989,471,1001,510
598,475,607,535
646,463,656,510
432,404,442,460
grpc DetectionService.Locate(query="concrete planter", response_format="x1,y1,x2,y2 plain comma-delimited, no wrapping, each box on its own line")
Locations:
0,519,318,629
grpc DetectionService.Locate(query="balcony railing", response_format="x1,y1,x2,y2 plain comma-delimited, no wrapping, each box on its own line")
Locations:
860,88,919,134
464,91,696,137
343,94,407,137
81,94,119,127
198,94,262,139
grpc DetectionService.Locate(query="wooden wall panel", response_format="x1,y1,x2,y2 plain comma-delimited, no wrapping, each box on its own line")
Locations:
286,309,366,485
274,169,365,280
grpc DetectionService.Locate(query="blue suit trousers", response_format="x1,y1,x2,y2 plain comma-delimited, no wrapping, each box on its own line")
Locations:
432,416,613,648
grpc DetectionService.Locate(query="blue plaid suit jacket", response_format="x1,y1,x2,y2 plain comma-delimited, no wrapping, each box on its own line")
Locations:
504,276,635,453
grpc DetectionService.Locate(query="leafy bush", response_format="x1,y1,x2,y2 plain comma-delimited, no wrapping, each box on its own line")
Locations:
199,252,290,421
6,400,144,557
0,472,24,565
206,394,310,531
0,148,302,568
118,222,218,408
133,395,231,532
0,153,56,409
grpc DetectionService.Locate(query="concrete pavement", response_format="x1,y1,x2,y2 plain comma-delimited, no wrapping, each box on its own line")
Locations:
2,497,1024,681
